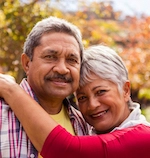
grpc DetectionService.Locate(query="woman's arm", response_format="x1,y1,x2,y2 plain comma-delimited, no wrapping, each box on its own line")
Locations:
40,124,150,158
0,74,58,152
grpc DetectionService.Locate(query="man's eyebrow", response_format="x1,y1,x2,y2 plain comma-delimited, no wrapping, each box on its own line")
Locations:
43,49,57,54
69,53,80,59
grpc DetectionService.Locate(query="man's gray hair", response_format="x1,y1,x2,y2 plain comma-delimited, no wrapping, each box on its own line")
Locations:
23,16,83,61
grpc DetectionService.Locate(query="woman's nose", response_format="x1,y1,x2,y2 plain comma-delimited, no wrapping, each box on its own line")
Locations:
88,97,101,110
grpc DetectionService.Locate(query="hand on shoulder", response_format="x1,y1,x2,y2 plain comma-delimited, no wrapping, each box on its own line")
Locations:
0,73,17,98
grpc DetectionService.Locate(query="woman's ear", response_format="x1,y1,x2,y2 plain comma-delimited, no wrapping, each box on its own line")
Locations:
123,81,130,102
21,53,30,76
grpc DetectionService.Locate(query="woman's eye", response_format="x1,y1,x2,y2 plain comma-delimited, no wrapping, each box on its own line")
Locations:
97,90,107,95
77,96,86,102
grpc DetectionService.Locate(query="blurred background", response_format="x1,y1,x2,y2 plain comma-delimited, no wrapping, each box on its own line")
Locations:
0,0,150,121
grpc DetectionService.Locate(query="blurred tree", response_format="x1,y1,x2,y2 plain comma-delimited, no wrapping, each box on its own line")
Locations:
1,0,150,107
113,16,150,103
0,0,63,82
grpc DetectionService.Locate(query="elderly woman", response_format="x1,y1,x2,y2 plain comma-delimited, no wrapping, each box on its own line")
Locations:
0,45,150,158
76,45,149,134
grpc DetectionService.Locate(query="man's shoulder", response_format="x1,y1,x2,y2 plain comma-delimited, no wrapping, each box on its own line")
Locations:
20,79,36,99
63,98,82,116
69,104,82,115
20,78,31,92
0,98,10,109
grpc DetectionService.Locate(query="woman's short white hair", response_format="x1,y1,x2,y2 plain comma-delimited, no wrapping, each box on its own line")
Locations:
80,45,128,93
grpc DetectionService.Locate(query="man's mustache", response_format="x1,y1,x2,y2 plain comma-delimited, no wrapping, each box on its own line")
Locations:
45,74,73,83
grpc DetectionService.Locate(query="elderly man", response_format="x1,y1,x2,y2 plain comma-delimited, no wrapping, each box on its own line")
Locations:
0,16,89,158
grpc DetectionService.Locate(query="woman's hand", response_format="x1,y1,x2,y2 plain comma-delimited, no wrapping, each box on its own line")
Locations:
0,74,17,98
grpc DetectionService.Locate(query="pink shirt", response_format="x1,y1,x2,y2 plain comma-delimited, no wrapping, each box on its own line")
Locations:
41,124,150,158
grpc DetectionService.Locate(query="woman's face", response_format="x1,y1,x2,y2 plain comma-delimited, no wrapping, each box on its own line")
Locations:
76,73,130,134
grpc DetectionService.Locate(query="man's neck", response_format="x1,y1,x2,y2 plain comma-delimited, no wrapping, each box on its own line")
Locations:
21,79,65,114
38,97,64,115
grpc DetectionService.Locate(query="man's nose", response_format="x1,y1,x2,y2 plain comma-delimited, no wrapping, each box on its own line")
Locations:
53,60,69,74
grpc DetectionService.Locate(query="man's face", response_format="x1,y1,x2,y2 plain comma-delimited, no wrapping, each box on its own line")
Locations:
23,32,81,101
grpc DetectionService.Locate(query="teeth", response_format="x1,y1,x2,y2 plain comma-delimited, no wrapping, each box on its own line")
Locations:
92,110,107,118
53,79,66,83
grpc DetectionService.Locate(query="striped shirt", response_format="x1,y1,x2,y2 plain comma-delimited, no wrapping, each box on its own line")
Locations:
0,79,90,158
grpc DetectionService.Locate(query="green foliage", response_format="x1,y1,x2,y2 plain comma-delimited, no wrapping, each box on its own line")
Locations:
138,88,150,100
142,107,150,122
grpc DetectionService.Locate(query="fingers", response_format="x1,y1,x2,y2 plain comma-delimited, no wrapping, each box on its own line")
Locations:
0,74,16,84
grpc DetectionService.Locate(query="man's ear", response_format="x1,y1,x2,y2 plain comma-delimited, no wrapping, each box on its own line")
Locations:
21,53,30,76
123,81,130,102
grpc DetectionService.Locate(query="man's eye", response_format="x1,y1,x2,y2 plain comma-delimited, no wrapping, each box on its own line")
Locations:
67,58,78,63
45,55,53,58
45,55,56,59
